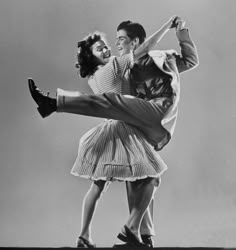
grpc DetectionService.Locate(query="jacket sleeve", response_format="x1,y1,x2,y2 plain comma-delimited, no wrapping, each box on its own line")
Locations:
174,29,199,73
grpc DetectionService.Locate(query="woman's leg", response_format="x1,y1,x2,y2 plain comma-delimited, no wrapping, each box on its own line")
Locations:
126,177,160,236
140,198,154,236
140,177,161,232
79,180,106,242
124,177,158,242
139,177,161,247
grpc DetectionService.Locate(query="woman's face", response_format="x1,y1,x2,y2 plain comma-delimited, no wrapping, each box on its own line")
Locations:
91,40,111,65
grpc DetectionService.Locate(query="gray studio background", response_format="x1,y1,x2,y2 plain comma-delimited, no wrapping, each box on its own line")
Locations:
0,0,235,247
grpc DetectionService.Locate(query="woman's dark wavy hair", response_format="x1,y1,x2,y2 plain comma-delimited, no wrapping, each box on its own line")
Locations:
117,20,146,44
75,32,104,78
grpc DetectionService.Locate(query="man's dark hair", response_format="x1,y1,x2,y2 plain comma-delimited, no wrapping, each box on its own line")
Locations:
117,21,146,44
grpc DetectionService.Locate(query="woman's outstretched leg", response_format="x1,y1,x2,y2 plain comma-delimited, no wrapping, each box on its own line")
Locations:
77,180,106,247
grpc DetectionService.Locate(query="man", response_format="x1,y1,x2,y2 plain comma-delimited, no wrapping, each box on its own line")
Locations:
114,17,198,247
28,16,198,247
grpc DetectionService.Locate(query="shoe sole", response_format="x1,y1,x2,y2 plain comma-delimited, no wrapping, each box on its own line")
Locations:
37,106,48,118
117,232,129,243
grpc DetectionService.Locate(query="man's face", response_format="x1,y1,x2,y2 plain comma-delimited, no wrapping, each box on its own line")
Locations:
116,29,134,56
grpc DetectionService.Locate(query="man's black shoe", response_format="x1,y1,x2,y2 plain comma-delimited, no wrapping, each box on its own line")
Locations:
28,78,56,118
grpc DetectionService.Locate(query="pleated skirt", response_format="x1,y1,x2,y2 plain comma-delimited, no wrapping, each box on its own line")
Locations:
71,119,167,182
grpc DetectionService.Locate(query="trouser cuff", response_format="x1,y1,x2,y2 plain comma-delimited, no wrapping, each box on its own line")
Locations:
56,88,81,112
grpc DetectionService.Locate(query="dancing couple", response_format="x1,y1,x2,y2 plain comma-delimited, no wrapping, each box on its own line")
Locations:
28,15,198,248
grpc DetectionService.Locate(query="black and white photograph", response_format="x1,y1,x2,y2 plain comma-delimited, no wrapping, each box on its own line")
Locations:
0,0,235,248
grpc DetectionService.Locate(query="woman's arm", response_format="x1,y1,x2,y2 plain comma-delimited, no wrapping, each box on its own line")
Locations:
133,16,177,61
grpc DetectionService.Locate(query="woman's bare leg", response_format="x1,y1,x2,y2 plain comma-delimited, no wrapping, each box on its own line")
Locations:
124,177,157,241
79,180,106,242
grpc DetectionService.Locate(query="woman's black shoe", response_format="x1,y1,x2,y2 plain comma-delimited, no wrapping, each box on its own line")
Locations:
28,78,56,118
117,225,148,248
76,236,96,248
141,235,154,248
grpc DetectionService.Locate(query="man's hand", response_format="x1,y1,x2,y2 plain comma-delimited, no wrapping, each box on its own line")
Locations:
174,16,186,31
166,16,178,30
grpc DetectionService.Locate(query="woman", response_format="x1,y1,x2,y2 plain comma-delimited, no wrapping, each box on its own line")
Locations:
29,16,179,248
